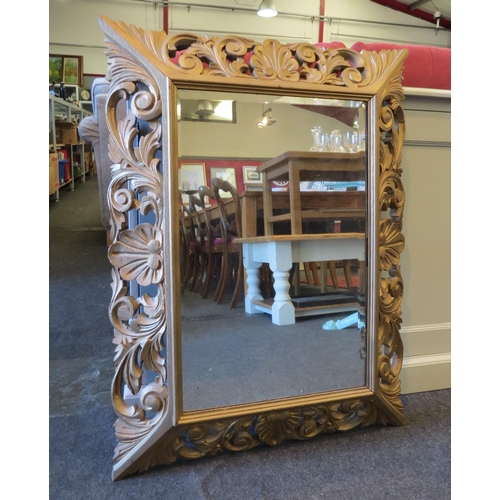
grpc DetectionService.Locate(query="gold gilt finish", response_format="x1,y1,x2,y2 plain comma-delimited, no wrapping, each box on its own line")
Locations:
99,16,407,480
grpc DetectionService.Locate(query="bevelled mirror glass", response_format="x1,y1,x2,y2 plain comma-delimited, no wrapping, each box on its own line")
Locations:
100,17,407,480
178,89,368,411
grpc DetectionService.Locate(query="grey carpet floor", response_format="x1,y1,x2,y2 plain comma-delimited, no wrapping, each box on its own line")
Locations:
49,177,451,499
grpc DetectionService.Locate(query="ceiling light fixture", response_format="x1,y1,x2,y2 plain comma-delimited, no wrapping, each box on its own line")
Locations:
257,0,278,18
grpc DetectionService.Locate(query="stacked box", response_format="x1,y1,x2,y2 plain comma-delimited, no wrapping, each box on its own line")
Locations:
49,153,59,195
56,121,80,145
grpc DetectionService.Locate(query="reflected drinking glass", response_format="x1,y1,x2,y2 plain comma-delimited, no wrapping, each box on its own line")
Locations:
358,132,366,152
328,130,343,152
310,126,326,151
344,131,358,153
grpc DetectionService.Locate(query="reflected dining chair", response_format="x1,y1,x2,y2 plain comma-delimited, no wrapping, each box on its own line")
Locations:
211,177,244,309
180,203,199,291
192,186,225,298
188,192,209,294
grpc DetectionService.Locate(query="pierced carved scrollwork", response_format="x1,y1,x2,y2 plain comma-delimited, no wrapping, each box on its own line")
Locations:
377,71,406,411
109,19,405,90
104,35,168,465
99,16,407,480
125,398,384,473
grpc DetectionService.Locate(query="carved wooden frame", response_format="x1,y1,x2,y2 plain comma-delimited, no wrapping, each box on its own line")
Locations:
99,16,407,480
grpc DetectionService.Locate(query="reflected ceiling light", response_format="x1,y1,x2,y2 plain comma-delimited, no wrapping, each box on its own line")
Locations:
257,0,278,18
257,107,276,128
195,99,214,118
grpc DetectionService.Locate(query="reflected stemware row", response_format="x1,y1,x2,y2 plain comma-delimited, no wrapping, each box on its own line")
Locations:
310,126,365,153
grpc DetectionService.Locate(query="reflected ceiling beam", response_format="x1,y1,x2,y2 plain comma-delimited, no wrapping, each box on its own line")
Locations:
369,0,451,29
409,0,431,9
292,105,359,128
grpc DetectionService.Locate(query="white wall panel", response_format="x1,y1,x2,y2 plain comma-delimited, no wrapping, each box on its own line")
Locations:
400,144,451,327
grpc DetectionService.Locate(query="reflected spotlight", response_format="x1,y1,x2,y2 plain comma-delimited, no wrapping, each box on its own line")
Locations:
257,107,276,128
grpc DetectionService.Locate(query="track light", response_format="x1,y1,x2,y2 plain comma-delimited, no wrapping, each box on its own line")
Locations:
257,0,278,18
257,107,276,128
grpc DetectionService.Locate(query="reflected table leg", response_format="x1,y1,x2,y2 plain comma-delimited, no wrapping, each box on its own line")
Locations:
240,236,365,327
242,240,295,325
244,262,263,314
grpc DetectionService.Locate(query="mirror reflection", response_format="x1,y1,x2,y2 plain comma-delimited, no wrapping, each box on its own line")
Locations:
178,89,367,411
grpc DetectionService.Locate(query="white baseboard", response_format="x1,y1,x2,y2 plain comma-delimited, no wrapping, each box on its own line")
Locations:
399,323,451,394
400,352,451,394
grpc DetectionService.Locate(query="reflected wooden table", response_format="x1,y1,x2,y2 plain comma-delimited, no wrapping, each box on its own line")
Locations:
234,233,366,326
257,151,366,235
182,190,366,238
239,190,365,237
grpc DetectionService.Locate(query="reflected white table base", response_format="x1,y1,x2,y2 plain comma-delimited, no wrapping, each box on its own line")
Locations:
238,234,365,326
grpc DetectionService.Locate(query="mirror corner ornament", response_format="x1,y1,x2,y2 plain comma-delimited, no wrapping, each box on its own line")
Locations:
100,16,407,480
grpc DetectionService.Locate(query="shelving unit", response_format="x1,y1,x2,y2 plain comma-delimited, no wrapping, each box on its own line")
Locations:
49,94,92,201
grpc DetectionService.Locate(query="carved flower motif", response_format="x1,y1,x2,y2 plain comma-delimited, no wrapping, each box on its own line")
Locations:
108,223,163,286
379,219,404,271
256,410,302,446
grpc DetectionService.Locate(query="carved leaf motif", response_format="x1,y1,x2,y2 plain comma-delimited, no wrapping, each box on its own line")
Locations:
380,270,404,319
299,406,329,438
378,263,404,409
104,41,160,108
301,50,360,85
190,36,255,77
222,418,258,451
329,400,369,431
250,39,300,81
378,309,403,351
357,49,399,88
115,341,144,396
380,170,405,220
113,395,168,462
140,337,166,377
140,379,168,413
115,21,168,64
108,111,138,167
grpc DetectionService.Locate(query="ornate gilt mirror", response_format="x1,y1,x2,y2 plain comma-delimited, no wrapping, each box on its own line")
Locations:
100,16,407,481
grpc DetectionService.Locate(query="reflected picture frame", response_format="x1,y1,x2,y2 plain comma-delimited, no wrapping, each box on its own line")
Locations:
243,166,263,185
179,163,206,203
210,167,237,196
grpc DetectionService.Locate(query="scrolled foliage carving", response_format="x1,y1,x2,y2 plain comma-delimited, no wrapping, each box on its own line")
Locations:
104,34,169,465
109,20,406,90
122,399,383,474
377,77,406,410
